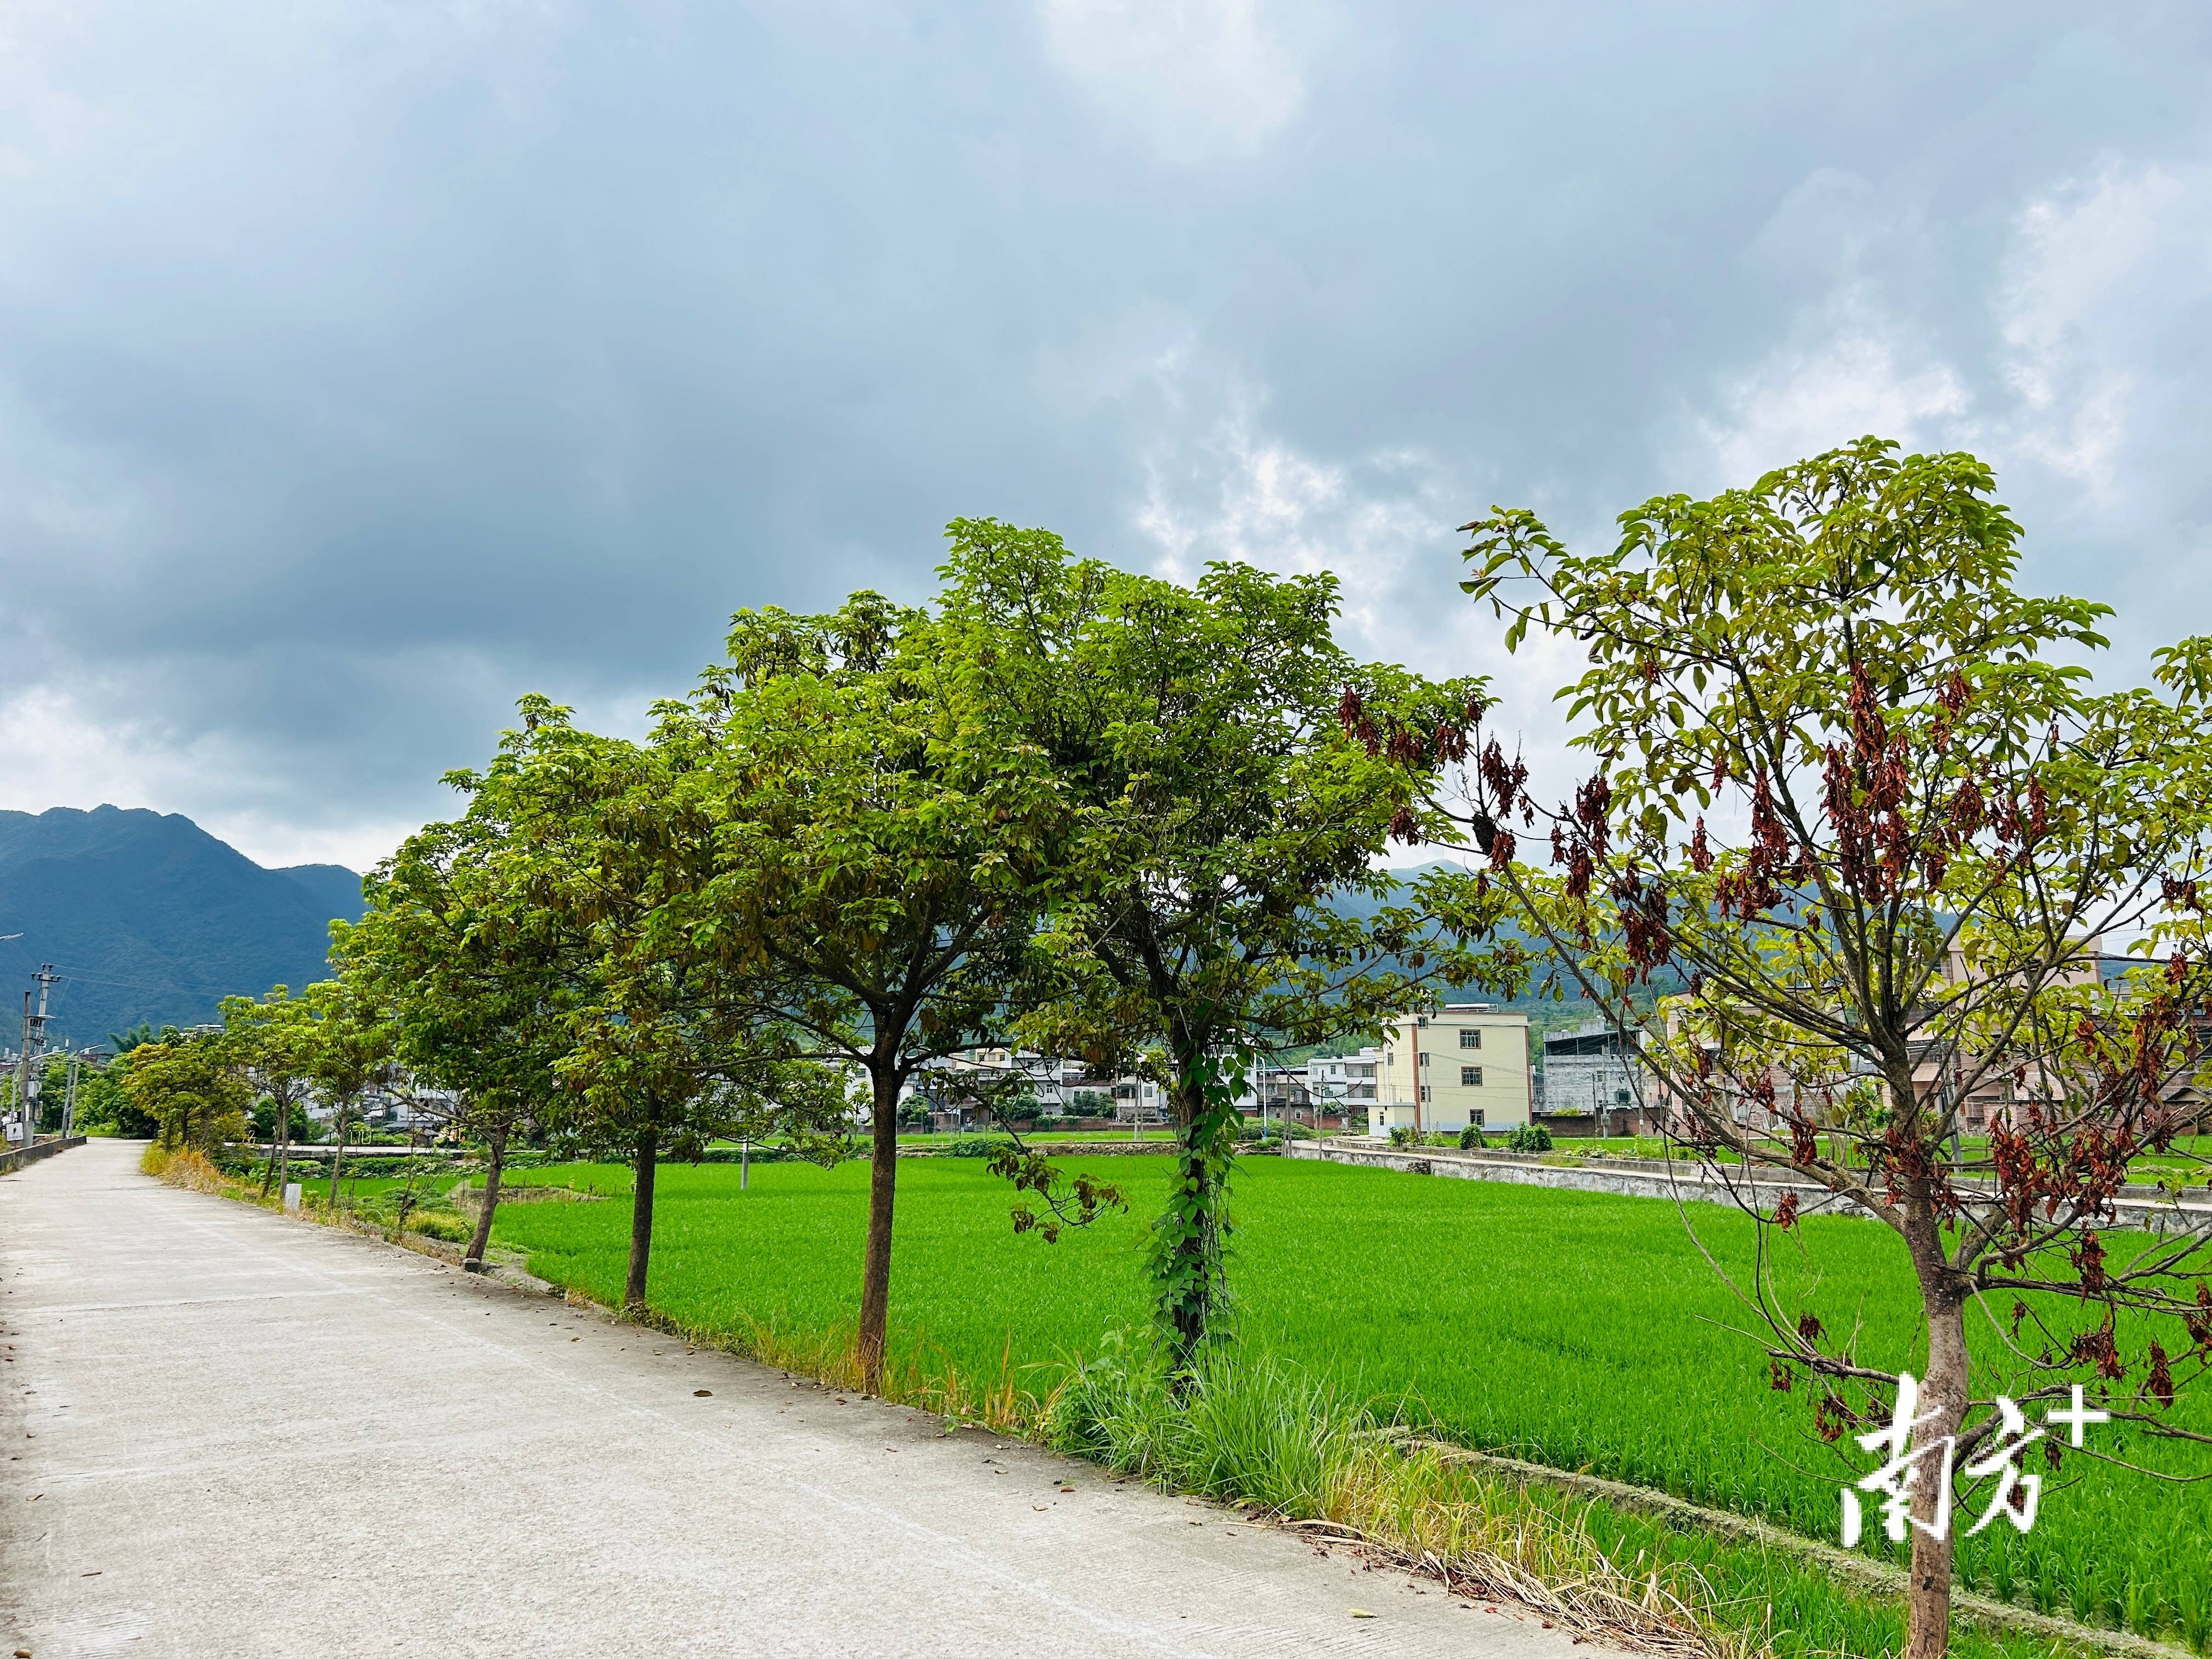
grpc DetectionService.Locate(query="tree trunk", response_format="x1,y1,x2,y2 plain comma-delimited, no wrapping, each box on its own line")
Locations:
1906,1227,1970,1659
465,1125,507,1273
327,1113,347,1209
259,1095,289,1198
856,1063,901,1393
625,1124,658,1312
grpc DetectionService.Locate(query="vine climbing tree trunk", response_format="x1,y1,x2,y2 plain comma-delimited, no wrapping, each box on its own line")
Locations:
1158,1036,1237,1380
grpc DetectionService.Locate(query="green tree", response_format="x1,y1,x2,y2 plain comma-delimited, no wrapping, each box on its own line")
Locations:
69,1057,148,1137
125,1037,250,1154
672,592,1065,1387
107,1022,163,1055
450,699,852,1306
248,1096,313,1146
304,978,390,1210
217,986,322,1196
338,811,585,1272
1455,439,2212,1658
932,521,1519,1365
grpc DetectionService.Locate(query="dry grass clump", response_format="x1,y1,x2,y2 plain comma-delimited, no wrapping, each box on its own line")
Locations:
1314,1441,1753,1657
144,1144,230,1193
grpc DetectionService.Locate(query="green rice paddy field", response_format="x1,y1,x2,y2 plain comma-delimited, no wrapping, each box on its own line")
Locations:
479,1154,2212,1650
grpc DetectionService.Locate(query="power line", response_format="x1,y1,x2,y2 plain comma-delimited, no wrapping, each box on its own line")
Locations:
44,964,271,998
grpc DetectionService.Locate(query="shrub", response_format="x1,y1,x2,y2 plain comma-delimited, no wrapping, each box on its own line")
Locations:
249,1099,315,1144
405,1211,471,1243
1458,1125,1487,1150
940,1135,1017,1159
1506,1124,1553,1153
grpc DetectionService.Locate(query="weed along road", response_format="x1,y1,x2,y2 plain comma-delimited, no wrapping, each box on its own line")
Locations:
1,1142,1590,1658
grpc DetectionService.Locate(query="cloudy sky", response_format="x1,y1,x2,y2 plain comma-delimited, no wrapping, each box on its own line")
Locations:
4,2,2210,871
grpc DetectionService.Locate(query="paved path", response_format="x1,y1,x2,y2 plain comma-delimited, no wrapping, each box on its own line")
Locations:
3,1141,1585,1658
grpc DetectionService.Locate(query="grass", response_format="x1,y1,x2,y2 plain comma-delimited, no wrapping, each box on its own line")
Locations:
894,1128,1181,1144
477,1154,2212,1656
1047,1341,1743,1657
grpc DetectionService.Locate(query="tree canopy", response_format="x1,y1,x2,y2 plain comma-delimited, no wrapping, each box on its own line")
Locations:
1453,438,2212,1659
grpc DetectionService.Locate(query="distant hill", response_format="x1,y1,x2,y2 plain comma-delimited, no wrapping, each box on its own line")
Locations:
275,863,368,927
0,807,367,1047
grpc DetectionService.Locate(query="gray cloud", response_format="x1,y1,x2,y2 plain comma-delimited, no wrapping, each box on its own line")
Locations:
3,2,2210,866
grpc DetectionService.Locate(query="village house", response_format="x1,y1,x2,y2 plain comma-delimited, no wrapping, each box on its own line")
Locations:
1538,1018,1660,1136
1365,1005,1532,1137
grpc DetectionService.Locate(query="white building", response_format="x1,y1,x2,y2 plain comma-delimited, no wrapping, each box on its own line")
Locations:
1367,1005,1532,1137
1540,1019,1646,1124
1308,1048,1381,1112
1111,1075,1169,1123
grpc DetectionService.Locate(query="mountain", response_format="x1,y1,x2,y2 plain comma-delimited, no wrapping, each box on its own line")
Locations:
275,863,368,926
0,806,367,1047
1333,860,1686,1007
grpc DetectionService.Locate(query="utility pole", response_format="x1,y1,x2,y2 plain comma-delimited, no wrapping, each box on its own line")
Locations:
61,1048,83,1140
0,935,22,1144
15,965,58,1144
12,992,27,1147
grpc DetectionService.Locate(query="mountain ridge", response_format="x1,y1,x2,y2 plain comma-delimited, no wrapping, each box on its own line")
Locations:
0,806,365,1045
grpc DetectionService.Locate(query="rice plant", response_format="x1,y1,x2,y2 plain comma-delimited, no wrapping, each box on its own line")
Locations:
477,1154,2212,1653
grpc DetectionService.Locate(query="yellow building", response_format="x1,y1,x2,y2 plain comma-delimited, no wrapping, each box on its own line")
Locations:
1366,1004,1532,1137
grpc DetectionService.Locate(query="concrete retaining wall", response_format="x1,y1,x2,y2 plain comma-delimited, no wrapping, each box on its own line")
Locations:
0,1135,87,1177
898,1138,1189,1159
1285,1138,2212,1234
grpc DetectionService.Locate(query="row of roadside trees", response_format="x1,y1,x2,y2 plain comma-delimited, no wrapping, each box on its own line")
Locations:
370,524,1528,1379
115,441,2212,1657
137,519,1524,1385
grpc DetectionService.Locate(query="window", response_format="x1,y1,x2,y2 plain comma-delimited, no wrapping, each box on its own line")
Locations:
1419,1085,1432,1103
1461,1065,1483,1087
1418,1051,1430,1068
1472,1109,1485,1128
1459,1028,1481,1049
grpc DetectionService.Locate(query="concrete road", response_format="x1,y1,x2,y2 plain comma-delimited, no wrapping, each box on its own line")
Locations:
2,1141,1589,1657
